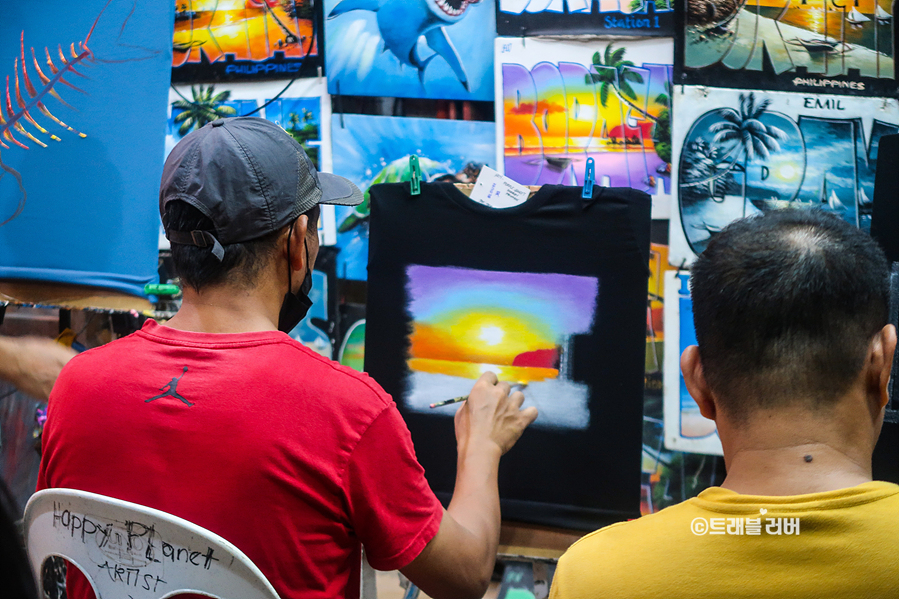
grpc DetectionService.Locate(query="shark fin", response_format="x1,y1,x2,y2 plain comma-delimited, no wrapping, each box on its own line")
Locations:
328,0,380,19
425,28,469,92
417,57,437,87
409,44,436,86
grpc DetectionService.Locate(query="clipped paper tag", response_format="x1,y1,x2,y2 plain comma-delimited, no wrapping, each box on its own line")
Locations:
469,166,530,208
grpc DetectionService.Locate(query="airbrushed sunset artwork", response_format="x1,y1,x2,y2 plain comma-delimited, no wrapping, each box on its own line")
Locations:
497,36,673,211
172,0,317,81
403,265,599,430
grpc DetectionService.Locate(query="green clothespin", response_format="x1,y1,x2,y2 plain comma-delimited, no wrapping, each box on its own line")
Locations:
144,284,181,297
410,155,421,196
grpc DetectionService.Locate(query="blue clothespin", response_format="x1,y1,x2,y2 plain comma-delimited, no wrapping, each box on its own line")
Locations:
582,157,595,199
410,155,421,196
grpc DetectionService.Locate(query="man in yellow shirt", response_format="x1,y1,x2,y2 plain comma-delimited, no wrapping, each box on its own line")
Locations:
551,209,899,598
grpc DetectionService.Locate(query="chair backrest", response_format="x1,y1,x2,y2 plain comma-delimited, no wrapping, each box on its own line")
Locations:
24,488,281,599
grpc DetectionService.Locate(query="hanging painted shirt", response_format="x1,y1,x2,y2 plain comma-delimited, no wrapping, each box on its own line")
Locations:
0,1,172,297
365,182,651,530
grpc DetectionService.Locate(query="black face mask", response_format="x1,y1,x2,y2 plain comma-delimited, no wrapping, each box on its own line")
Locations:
278,224,314,333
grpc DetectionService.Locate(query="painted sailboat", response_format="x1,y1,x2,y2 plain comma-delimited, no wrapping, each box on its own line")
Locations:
858,187,873,208
820,174,846,211
846,6,870,25
828,190,846,210
876,5,892,21
789,0,846,54
790,37,841,52
751,195,795,210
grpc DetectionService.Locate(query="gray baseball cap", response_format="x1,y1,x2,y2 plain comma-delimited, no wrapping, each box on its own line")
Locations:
160,116,362,260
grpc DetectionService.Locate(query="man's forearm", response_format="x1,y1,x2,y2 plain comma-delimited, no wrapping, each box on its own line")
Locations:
400,373,536,599
0,336,26,386
447,440,503,585
400,442,504,599
0,335,76,400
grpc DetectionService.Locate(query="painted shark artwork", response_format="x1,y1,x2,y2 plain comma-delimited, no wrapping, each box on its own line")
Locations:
676,0,896,96
669,86,899,265
324,0,495,100
496,0,674,36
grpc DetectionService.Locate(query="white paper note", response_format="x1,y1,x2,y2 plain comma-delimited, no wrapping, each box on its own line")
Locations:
469,166,530,209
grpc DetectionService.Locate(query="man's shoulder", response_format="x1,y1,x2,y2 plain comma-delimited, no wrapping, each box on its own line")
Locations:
57,332,141,373
279,339,393,407
551,487,899,599
565,500,698,559
58,328,394,411
558,483,899,576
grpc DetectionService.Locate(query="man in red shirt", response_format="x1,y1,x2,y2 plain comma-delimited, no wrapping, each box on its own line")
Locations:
38,117,537,599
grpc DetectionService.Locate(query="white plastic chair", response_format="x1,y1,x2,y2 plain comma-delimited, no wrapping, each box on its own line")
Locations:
23,488,281,599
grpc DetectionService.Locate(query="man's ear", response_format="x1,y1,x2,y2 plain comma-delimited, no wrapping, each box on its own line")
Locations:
681,345,717,421
869,324,897,415
283,216,309,272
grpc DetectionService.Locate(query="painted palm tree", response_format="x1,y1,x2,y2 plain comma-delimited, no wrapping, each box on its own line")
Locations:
652,81,672,165
286,108,320,166
588,43,657,123
288,108,315,132
709,92,787,217
628,0,670,10
172,86,237,136
681,139,736,202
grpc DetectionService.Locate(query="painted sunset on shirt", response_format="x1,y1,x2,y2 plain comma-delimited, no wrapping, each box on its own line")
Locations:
404,265,599,430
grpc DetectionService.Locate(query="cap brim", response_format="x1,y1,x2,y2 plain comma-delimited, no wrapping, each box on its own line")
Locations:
318,173,364,206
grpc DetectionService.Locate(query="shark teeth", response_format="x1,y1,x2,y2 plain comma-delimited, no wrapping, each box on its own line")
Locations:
435,0,471,17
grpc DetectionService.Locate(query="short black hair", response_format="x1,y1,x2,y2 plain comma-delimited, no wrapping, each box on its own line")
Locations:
690,209,890,418
163,201,319,292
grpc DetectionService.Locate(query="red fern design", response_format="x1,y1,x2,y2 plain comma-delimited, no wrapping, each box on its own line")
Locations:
0,0,112,227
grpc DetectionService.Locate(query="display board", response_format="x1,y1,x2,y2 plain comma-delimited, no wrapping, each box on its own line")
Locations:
165,79,336,246
671,86,899,264
676,0,897,97
324,0,495,100
0,0,172,297
171,0,321,83
662,271,722,455
496,0,674,36
365,182,650,530
496,37,673,219
330,114,495,280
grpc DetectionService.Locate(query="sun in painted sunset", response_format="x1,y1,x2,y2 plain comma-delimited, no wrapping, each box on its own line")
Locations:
410,308,556,365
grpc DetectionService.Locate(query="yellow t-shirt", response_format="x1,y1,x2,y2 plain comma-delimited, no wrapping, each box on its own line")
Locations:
550,482,899,599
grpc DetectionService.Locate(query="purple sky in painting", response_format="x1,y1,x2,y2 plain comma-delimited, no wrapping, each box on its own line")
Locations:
406,264,599,335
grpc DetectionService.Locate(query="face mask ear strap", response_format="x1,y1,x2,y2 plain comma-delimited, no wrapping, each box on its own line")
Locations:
286,222,295,293
304,236,311,278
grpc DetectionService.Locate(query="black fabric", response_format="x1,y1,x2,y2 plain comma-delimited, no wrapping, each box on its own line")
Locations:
365,182,651,531
872,134,899,263
0,479,37,599
870,143,899,483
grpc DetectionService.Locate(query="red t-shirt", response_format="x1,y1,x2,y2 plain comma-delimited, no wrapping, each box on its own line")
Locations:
37,320,443,599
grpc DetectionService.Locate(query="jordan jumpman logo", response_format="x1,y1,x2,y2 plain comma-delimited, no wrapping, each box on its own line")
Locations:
146,367,193,406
